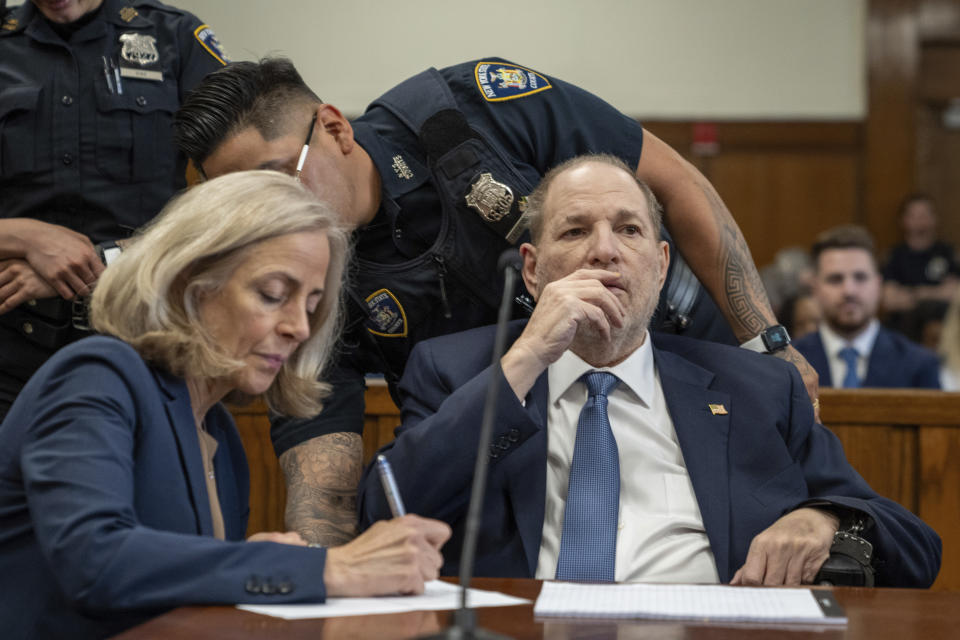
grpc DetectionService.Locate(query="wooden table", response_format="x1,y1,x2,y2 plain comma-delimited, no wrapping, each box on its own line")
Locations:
113,578,959,639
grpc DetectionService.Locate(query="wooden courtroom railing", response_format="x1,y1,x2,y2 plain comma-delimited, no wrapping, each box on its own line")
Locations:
231,386,960,590
819,388,960,591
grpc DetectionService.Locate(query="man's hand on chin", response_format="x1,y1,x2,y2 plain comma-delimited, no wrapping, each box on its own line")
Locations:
501,268,625,399
730,507,840,586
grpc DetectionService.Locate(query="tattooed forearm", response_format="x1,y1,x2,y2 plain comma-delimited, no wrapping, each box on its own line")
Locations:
696,176,773,341
280,432,363,546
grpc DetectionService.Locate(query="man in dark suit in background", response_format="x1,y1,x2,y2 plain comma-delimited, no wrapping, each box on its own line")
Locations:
793,225,941,389
358,155,940,587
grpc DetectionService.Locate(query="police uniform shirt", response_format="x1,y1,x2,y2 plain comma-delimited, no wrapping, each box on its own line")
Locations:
882,241,960,287
271,58,649,453
0,0,226,385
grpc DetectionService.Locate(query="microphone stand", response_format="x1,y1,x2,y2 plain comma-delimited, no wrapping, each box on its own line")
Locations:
421,251,521,640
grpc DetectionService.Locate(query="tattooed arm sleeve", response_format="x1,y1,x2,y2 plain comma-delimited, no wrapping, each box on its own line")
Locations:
279,432,363,546
635,128,820,404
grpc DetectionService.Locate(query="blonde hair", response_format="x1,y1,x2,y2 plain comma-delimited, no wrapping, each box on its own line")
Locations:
939,291,960,378
89,170,350,417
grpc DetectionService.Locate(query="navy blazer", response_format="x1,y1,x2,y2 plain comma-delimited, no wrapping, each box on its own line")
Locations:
0,337,328,640
358,321,941,587
793,327,941,388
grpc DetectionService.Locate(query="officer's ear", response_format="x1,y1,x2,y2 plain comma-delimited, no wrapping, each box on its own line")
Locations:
315,103,356,154
519,242,539,302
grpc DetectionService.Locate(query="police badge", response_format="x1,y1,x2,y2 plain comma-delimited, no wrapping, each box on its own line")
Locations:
465,173,514,223
119,33,159,66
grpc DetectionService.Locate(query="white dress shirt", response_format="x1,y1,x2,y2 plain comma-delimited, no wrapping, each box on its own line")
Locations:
535,331,719,583
819,320,880,387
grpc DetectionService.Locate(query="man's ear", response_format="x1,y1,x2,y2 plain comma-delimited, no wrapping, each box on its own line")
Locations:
519,242,539,301
656,240,670,293
315,103,355,154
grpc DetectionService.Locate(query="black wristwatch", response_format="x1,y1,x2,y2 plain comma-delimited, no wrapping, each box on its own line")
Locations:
740,324,791,354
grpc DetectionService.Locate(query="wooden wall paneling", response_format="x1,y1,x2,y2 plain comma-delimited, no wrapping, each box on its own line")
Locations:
828,424,917,510
643,122,862,268
918,0,960,41
916,104,960,250
920,426,960,591
229,401,287,536
820,388,960,590
708,151,859,267
919,44,960,100
916,39,960,251
865,0,921,254
364,384,401,464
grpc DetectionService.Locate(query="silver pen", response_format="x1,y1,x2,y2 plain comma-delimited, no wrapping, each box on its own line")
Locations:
375,454,406,517
112,59,123,95
101,56,114,94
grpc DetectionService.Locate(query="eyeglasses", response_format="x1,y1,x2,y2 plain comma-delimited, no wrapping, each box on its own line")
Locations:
294,113,317,182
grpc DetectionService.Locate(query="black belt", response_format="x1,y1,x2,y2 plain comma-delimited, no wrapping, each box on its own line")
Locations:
0,298,92,350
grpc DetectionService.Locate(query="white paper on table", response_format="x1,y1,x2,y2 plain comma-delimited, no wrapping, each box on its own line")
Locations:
534,582,847,625
237,580,530,620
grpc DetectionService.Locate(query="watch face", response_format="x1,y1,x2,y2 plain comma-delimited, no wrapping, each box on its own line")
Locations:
763,326,791,351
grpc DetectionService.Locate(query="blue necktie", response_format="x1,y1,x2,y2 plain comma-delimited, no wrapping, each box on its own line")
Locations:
839,346,860,388
556,371,620,582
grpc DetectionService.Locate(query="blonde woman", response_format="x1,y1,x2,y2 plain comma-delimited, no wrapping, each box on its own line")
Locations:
0,171,448,640
938,291,960,391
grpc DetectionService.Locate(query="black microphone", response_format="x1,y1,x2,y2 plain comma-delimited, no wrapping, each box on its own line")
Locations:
497,248,523,275
421,249,520,640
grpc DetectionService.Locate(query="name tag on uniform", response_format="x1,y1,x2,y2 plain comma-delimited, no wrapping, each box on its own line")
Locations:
119,67,163,82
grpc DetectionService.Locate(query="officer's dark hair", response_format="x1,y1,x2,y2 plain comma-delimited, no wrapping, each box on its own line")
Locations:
173,57,321,166
810,224,879,272
897,192,934,220
524,154,662,244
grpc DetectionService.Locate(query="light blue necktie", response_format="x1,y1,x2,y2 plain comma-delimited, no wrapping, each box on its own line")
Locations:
839,346,860,388
556,371,620,582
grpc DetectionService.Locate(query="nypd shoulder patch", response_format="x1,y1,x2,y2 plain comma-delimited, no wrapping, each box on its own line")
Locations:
474,62,552,102
194,24,229,65
365,289,408,338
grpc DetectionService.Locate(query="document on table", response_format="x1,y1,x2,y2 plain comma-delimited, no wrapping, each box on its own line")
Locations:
237,580,529,620
534,582,847,625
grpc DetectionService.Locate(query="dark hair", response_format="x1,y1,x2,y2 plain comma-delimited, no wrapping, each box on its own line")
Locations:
810,224,878,271
173,58,321,165
898,192,934,219
524,153,662,243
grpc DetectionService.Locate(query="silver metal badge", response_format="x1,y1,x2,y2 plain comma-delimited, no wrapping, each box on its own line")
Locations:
391,155,413,180
119,33,159,66
465,173,514,223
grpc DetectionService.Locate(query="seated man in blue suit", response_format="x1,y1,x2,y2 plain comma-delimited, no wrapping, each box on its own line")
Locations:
793,225,941,389
358,154,941,587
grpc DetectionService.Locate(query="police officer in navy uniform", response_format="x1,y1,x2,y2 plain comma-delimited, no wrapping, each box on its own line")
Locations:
0,0,227,419
174,57,819,545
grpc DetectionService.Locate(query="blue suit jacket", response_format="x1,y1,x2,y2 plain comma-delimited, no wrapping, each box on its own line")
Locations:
358,321,940,587
0,337,328,640
793,327,941,388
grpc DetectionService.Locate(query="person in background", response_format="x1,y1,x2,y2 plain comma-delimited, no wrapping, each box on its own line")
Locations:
358,155,940,587
779,291,821,342
882,194,959,324
760,246,814,318
0,0,228,420
794,225,940,389
173,57,819,545
0,171,450,640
